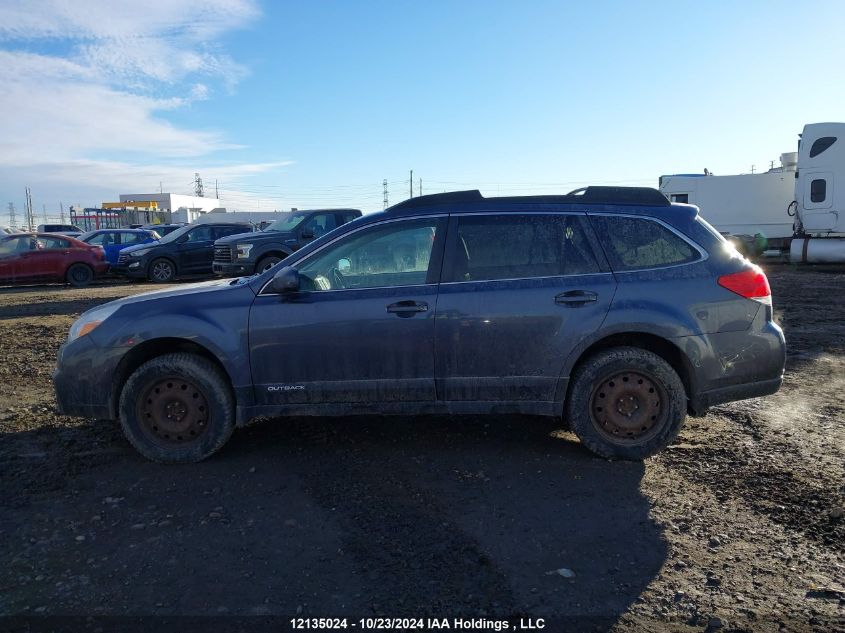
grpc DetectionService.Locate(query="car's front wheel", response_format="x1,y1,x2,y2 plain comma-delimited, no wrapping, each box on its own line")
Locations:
149,258,175,283
118,353,235,463
566,347,686,460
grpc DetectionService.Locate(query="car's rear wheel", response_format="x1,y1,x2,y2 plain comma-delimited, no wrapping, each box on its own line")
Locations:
118,353,235,463
256,255,281,273
149,258,175,283
66,263,94,287
566,347,686,460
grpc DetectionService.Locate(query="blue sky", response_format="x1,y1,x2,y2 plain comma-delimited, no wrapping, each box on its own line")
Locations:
1,0,844,224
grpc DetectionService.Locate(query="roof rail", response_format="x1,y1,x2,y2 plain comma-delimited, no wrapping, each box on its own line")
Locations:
565,186,670,206
385,186,669,212
386,190,484,212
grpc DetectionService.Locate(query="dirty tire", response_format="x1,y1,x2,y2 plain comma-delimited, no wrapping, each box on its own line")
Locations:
566,346,686,460
256,255,281,273
149,258,175,283
66,263,94,287
119,353,235,463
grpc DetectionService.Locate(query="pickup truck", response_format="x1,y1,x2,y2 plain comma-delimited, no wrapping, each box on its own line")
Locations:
212,208,362,276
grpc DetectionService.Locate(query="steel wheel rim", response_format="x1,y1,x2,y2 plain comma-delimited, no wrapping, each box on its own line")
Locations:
261,260,278,272
589,370,667,444
153,261,172,281
138,376,210,445
71,266,89,283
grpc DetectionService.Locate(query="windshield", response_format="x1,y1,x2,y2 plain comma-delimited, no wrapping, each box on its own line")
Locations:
263,212,309,232
157,225,192,244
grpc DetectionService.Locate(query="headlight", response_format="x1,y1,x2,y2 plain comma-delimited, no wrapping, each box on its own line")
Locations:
130,248,152,257
236,244,253,259
68,303,121,343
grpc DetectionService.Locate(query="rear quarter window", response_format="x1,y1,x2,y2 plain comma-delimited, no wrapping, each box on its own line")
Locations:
589,215,700,271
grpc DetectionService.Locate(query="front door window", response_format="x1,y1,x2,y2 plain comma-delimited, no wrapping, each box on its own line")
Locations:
297,219,439,291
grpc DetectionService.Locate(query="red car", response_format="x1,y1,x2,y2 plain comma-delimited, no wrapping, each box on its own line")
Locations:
0,233,109,287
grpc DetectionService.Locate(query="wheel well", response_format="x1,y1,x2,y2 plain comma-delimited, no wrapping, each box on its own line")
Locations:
65,262,92,279
257,251,288,263
110,338,230,418
568,333,695,402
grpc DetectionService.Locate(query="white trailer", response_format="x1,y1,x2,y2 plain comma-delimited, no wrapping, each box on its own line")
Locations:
659,155,797,252
660,122,845,263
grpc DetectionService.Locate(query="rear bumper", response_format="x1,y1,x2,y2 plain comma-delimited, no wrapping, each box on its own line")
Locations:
689,375,783,415
213,261,255,277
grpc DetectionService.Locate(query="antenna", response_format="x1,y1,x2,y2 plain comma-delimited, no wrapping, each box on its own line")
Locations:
194,172,204,197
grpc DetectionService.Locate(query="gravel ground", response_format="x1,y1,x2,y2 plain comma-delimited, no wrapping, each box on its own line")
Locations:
0,270,843,632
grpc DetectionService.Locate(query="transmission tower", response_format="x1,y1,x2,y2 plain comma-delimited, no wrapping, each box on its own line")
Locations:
194,172,204,197
383,179,389,209
7,202,16,228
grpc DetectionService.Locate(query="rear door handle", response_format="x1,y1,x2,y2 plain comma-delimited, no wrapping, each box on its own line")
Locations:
387,300,428,317
555,290,598,306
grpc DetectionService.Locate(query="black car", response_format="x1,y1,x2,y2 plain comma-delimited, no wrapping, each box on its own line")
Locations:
142,223,185,237
114,222,252,282
212,209,361,276
55,187,785,463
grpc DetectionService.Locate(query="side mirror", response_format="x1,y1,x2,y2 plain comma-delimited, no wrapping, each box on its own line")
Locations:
301,230,315,239
176,234,189,244
270,265,301,293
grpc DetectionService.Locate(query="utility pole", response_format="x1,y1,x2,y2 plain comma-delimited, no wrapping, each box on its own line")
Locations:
42,204,48,224
7,202,16,228
750,164,756,174
410,169,413,198
419,178,422,197
215,179,219,199
383,179,389,209
60,202,65,223
24,187,34,231
194,172,204,197
160,181,163,194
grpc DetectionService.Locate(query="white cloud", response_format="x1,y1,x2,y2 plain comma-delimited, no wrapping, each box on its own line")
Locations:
0,0,279,221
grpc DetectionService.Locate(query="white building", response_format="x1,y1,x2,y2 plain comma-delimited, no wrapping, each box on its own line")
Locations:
118,193,223,223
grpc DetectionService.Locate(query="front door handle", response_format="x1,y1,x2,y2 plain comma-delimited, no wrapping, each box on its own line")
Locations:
555,290,598,306
387,300,428,317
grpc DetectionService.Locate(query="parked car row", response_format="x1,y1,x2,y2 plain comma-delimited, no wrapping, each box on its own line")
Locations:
1,211,371,287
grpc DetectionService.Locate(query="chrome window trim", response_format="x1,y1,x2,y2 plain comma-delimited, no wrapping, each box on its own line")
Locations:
439,271,614,286
585,211,709,273
258,214,447,296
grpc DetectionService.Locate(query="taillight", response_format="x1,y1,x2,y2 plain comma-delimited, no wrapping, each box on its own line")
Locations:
717,267,771,306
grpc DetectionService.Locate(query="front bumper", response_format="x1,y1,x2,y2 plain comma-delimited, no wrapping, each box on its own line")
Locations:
111,258,148,278
53,337,116,419
213,261,255,277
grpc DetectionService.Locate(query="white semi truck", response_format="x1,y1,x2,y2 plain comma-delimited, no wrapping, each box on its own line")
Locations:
659,122,845,263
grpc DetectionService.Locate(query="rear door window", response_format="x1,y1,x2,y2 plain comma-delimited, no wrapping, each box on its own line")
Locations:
443,214,600,283
589,215,700,271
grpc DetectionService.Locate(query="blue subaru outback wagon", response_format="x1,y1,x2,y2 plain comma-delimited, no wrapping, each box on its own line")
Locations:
54,187,786,463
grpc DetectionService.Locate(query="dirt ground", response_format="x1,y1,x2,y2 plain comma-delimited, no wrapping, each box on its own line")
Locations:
0,269,843,632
